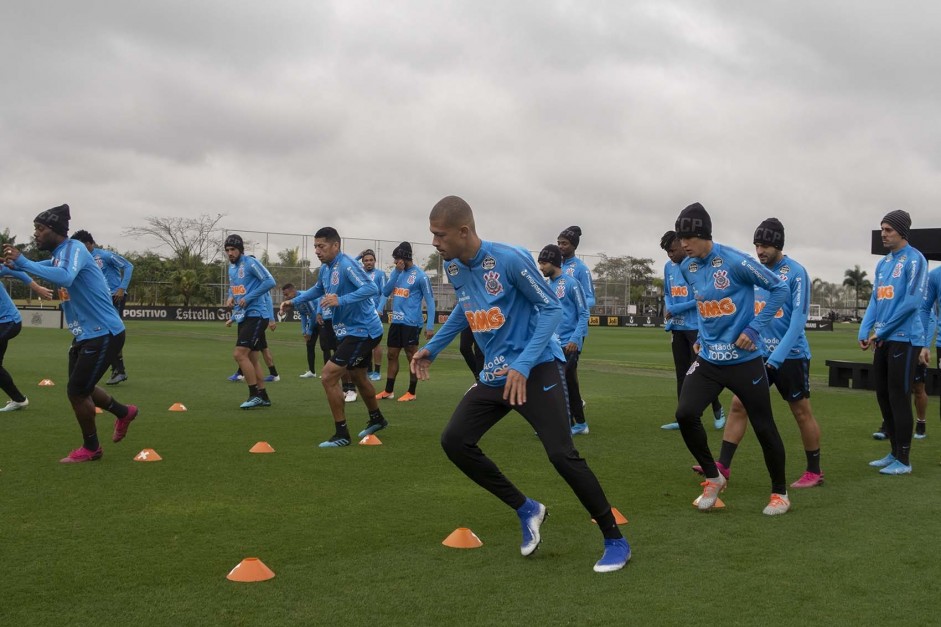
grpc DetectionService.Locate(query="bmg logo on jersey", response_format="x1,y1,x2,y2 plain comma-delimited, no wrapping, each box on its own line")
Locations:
877,285,895,300
754,300,784,318
697,297,737,318
464,307,505,332
670,286,688,297
393,287,410,298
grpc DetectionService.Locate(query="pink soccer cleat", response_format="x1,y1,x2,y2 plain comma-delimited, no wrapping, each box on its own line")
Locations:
789,471,824,488
112,405,139,443
60,446,103,463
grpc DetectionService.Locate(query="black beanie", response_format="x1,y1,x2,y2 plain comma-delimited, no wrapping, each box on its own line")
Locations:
558,226,582,248
881,210,911,240
392,241,412,261
753,218,785,249
674,202,712,240
224,234,244,252
34,204,70,236
538,244,563,268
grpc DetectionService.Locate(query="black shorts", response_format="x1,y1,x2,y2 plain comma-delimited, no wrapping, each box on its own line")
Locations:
236,317,268,351
387,323,420,348
68,332,126,396
0,321,23,364
319,319,338,351
332,334,382,370
768,358,811,401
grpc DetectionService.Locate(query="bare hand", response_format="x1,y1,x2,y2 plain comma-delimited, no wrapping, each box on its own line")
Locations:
30,282,53,300
237,298,247,308
225,297,235,307
734,332,756,351
268,322,277,331
919,347,930,366
424,329,435,340
564,342,579,355
502,369,527,406
321,294,339,308
112,288,125,304
410,348,433,380
3,244,21,266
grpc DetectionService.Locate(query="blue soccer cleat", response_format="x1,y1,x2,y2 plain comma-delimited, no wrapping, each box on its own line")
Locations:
263,375,280,382
868,453,896,468
593,537,631,573
318,435,351,448
571,422,590,436
661,422,680,430
240,396,265,409
358,415,389,438
368,372,381,381
517,498,547,556
227,373,243,382
714,408,726,430
879,460,912,475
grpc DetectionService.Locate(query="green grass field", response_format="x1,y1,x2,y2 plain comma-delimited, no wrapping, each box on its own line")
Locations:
1,322,940,625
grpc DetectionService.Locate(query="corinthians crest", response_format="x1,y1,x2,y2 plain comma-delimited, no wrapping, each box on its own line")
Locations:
713,270,730,290
483,270,503,296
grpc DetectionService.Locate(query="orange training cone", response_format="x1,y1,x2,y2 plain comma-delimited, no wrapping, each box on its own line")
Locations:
226,557,276,582
592,507,629,525
359,434,382,446
38,379,55,386
134,448,162,462
169,402,187,412
692,495,726,509
442,527,483,549
250,441,275,453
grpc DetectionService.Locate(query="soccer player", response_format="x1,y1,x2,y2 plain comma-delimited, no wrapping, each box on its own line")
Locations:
0,267,52,412
3,204,139,462
282,283,319,378
70,230,134,385
224,235,276,409
919,265,941,437
557,226,596,308
412,196,630,573
697,219,824,489
860,210,928,475
281,227,387,448
659,230,725,431
538,244,590,435
358,249,387,382
672,202,791,515
376,242,435,402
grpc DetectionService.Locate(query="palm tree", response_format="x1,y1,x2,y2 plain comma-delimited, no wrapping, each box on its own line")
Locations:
843,265,872,320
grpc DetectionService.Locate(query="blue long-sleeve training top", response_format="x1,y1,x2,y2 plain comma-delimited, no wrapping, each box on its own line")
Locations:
753,255,811,368
383,265,435,330
0,267,33,324
921,266,941,348
228,255,276,323
292,252,382,339
561,256,595,309
663,259,699,332
858,243,928,345
548,273,589,350
91,247,134,293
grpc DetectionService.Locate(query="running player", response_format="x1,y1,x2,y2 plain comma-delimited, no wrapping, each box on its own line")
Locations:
0,267,52,412
376,242,435,402
281,227,387,448
3,204,139,462
538,244,590,435
412,196,630,573
282,283,319,378
70,230,134,385
860,210,928,475
672,202,791,515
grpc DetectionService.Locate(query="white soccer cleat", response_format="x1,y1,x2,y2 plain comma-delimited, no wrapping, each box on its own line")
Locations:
299,371,317,379
762,493,791,516
344,390,358,403
696,474,727,511
0,398,29,412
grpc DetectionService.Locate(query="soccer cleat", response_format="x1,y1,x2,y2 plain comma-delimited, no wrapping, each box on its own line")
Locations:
914,433,927,440
914,422,927,439
259,398,272,407
358,415,389,438
868,453,896,468
263,375,280,382
593,538,631,573
240,396,266,409
872,430,887,440
60,446,103,463
368,372,381,381
762,493,791,516
692,461,730,479
571,422,590,436
375,391,394,400
696,474,727,511
105,372,128,385
790,471,824,488
344,390,358,403
0,398,29,412
318,434,351,448
299,371,316,379
713,408,726,430
879,460,912,475
397,392,417,402
517,498,547,556
112,405,139,443
661,422,680,430
227,373,244,382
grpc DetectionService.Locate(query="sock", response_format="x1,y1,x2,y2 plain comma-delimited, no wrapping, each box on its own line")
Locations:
249,384,259,397
107,399,129,419
718,440,738,468
374,366,381,375
260,389,270,401
805,448,821,474
385,379,395,394
897,445,911,466
594,509,624,540
408,377,417,395
237,368,243,376
115,356,126,375
368,408,384,421
335,420,349,437
269,366,278,377
916,420,926,435
83,431,100,451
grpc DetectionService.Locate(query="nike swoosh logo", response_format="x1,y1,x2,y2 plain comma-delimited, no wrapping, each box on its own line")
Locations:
791,391,802,398
543,384,558,392
752,378,763,385
892,352,904,358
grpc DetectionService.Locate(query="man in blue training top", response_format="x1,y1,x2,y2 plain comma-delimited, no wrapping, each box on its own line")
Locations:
859,210,928,475
377,241,435,402
282,283,319,378
358,249,387,382
659,230,725,431
412,196,630,573
557,226,596,309
71,230,134,385
919,265,941,440
0,267,52,412
281,227,388,448
538,244,590,436
672,202,791,515
697,218,824,489
224,234,276,409
3,204,139,462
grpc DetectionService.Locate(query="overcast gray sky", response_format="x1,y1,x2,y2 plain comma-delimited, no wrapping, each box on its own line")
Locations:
2,1,939,283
